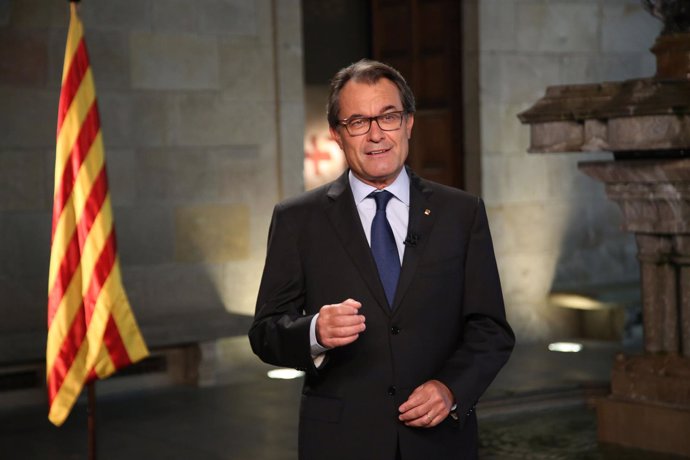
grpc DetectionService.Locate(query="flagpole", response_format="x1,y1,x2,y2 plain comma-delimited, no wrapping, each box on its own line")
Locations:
87,381,97,460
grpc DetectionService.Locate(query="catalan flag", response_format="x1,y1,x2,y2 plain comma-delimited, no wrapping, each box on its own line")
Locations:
47,3,149,426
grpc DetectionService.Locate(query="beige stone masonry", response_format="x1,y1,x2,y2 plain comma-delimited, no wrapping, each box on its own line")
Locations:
175,204,250,263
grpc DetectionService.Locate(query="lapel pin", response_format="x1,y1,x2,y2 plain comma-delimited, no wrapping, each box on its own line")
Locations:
424,209,431,216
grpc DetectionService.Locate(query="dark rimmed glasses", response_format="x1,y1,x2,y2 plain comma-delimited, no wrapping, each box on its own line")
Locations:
338,111,406,136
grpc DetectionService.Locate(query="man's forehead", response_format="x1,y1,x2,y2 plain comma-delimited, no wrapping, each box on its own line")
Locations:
339,78,402,113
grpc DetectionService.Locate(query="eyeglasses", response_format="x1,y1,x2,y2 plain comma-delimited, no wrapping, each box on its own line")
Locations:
338,111,406,136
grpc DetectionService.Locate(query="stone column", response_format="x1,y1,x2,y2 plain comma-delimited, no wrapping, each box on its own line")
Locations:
579,159,690,357
636,234,677,354
577,158,690,455
674,235,690,356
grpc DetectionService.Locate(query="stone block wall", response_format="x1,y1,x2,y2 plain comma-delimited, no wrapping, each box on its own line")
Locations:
0,0,304,362
478,0,660,341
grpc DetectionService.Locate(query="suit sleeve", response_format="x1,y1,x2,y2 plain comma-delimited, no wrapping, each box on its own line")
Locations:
248,204,318,373
435,197,515,426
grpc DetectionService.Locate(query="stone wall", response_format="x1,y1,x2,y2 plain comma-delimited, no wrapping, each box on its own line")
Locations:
478,0,661,341
0,0,304,362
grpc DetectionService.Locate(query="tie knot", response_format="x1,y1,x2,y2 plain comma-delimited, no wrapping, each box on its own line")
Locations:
369,190,394,211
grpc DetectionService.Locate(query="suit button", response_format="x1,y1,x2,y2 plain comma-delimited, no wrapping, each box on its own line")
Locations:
387,386,396,396
391,326,400,335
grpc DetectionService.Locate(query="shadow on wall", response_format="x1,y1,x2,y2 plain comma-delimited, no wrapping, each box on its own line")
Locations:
548,158,640,343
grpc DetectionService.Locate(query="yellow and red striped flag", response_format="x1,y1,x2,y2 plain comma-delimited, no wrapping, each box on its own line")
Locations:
47,3,149,426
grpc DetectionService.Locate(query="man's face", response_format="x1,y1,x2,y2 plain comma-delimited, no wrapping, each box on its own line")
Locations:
330,78,414,189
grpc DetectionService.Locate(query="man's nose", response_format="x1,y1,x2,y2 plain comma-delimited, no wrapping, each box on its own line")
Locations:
367,119,385,141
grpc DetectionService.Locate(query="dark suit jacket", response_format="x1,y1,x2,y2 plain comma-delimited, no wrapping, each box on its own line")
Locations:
249,169,514,460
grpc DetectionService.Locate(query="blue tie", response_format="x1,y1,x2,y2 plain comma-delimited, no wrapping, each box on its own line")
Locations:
369,191,400,307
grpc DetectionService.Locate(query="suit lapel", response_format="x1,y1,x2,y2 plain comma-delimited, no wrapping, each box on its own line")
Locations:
391,170,436,312
325,172,391,313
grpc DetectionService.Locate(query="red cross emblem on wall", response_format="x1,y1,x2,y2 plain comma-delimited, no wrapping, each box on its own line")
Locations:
304,134,332,176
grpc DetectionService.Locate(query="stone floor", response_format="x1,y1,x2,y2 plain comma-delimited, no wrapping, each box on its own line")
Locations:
0,338,686,459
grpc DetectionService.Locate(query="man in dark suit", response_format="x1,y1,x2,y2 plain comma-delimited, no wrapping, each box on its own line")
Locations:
249,59,514,460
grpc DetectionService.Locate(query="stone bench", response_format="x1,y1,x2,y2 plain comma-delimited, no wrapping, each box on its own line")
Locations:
0,309,253,407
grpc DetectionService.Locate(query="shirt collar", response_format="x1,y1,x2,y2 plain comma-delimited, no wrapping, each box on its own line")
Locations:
348,168,410,206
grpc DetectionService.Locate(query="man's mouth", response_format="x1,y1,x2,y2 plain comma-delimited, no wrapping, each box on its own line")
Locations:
366,147,390,156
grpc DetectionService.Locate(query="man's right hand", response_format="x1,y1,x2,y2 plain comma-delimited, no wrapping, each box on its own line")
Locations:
316,299,366,349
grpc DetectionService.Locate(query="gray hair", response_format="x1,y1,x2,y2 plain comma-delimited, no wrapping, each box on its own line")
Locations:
327,59,416,129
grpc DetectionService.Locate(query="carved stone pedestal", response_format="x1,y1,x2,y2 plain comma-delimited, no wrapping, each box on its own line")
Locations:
578,158,690,456
518,26,690,457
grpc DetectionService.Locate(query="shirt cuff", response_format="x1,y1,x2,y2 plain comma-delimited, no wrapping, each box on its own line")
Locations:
309,313,329,366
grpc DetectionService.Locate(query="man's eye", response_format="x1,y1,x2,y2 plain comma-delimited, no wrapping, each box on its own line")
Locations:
349,119,367,128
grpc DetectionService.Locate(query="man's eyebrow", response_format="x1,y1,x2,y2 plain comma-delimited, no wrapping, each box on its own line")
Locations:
378,105,398,114
344,105,400,120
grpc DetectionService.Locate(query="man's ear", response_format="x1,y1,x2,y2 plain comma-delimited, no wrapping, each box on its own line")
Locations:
329,126,343,150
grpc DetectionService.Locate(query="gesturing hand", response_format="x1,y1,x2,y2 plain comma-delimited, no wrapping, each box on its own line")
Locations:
398,380,454,428
316,299,366,349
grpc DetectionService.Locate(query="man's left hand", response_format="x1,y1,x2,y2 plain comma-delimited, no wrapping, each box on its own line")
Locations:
397,380,454,428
